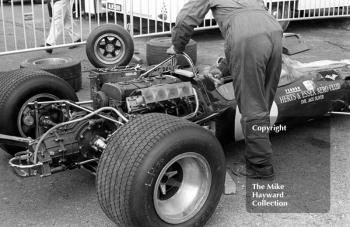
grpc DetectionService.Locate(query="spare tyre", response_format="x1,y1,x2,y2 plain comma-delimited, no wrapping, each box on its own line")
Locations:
0,69,78,156
146,37,197,67
86,24,134,68
20,56,82,91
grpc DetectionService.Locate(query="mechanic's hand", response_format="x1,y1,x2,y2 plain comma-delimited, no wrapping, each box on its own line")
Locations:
166,45,178,55
206,66,224,87
208,66,223,80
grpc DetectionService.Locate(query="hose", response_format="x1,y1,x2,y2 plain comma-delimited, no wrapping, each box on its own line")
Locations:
33,107,126,164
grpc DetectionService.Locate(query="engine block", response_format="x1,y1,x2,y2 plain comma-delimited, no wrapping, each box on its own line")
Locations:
92,74,196,116
126,82,194,112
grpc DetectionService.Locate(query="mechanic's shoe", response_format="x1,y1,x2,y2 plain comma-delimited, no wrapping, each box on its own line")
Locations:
40,43,53,54
68,39,82,49
231,162,275,180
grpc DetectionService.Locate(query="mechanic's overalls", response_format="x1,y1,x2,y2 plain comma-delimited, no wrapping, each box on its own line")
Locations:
172,0,283,170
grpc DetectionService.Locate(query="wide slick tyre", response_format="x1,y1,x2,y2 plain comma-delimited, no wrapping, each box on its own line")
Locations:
0,69,78,155
86,24,134,68
96,113,225,227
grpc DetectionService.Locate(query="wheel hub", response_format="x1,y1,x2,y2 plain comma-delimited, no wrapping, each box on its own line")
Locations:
106,43,115,53
94,33,126,65
153,152,212,224
22,115,35,127
17,93,60,138
159,163,183,200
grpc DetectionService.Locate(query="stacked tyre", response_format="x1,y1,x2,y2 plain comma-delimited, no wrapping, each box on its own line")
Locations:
146,37,197,67
20,56,82,91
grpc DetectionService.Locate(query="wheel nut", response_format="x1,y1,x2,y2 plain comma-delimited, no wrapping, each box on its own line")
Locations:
23,115,35,126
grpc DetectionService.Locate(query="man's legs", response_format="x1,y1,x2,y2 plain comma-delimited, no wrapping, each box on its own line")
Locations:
265,31,283,109
46,0,66,45
227,30,282,177
64,0,81,42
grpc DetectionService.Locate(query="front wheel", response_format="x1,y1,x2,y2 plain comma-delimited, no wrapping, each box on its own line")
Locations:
96,113,225,226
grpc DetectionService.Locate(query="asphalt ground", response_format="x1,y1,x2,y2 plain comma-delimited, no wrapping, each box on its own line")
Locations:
0,14,350,227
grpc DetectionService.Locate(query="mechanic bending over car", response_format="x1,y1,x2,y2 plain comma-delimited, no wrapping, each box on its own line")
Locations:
167,0,283,179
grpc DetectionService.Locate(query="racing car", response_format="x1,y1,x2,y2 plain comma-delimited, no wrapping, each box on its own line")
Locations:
0,24,350,227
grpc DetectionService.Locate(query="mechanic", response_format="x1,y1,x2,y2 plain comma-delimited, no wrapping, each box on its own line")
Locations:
43,0,81,54
167,0,283,179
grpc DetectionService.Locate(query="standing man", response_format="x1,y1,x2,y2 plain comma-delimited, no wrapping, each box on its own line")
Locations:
43,0,81,53
167,0,283,179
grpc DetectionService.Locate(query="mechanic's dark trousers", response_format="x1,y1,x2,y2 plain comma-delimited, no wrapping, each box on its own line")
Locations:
225,10,283,171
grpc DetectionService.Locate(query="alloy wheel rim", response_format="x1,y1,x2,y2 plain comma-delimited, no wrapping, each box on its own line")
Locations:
94,33,126,65
153,152,212,224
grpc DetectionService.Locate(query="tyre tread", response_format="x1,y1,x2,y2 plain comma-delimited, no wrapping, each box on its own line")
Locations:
0,69,78,155
97,113,201,226
0,69,60,117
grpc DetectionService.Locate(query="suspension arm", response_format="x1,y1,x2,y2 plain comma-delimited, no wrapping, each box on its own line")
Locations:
0,134,33,148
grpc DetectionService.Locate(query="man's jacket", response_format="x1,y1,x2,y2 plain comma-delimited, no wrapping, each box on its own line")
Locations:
172,0,267,52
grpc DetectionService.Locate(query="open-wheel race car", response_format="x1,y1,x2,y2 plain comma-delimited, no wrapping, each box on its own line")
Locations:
1,25,350,227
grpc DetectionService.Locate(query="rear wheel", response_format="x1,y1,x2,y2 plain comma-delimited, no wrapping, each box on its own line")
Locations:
96,113,225,226
0,69,78,155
